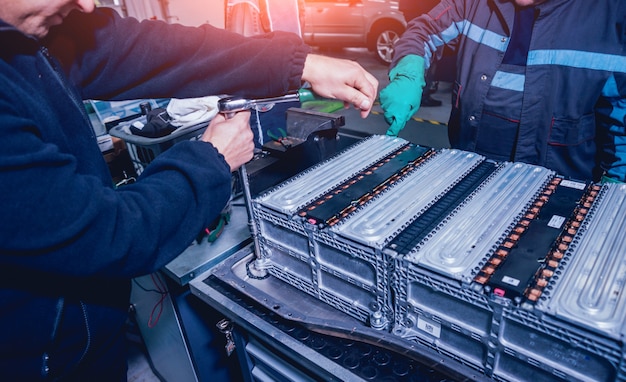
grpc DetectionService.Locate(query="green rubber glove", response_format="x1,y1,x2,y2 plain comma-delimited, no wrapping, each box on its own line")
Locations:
379,55,426,136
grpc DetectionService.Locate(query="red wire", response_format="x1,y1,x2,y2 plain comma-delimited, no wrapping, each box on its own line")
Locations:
147,273,169,328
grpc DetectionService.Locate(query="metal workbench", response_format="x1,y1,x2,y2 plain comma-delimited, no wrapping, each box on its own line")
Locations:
190,245,485,381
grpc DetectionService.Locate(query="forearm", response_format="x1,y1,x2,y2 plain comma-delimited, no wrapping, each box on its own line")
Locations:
600,100,626,181
0,135,231,278
391,0,465,69
48,8,311,101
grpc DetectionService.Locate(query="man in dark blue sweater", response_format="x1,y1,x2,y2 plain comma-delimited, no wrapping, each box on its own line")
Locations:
0,0,378,380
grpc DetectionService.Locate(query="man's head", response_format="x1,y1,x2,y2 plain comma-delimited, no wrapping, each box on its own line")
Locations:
0,0,95,39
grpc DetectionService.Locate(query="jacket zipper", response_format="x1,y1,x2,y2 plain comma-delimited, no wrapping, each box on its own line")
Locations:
37,45,94,379
39,46,95,136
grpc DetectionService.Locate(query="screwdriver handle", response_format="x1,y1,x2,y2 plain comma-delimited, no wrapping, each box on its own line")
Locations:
296,88,316,102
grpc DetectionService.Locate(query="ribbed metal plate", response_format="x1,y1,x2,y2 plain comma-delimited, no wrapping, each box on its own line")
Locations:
406,162,554,282
256,135,407,215
332,149,484,248
536,184,626,339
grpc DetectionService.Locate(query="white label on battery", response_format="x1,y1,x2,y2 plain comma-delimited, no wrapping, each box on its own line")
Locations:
502,275,520,286
417,316,441,338
548,215,566,229
560,180,586,190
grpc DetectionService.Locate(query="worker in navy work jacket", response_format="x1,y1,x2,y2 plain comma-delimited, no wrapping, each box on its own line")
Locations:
380,0,626,182
0,0,378,380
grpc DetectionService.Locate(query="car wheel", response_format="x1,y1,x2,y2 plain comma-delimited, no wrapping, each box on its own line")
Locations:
372,25,403,64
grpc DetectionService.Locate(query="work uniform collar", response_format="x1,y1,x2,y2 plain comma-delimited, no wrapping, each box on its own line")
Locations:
488,0,572,34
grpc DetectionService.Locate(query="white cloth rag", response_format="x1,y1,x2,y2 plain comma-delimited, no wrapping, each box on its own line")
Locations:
166,96,220,130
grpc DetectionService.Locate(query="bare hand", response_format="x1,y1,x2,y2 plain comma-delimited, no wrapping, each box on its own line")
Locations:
302,54,378,118
200,111,254,172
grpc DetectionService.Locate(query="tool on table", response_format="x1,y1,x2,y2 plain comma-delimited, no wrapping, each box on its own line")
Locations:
267,127,294,149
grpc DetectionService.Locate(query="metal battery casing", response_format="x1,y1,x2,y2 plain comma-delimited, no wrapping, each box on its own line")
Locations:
241,134,626,381
252,135,417,326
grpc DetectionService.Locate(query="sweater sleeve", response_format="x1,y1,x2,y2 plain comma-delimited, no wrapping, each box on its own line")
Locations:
47,7,312,101
0,93,232,278
391,0,465,70
598,74,626,181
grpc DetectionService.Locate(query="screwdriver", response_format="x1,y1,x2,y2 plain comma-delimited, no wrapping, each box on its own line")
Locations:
217,88,316,118
216,90,318,263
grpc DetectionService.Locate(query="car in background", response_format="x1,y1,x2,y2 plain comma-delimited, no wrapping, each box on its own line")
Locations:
302,0,406,64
